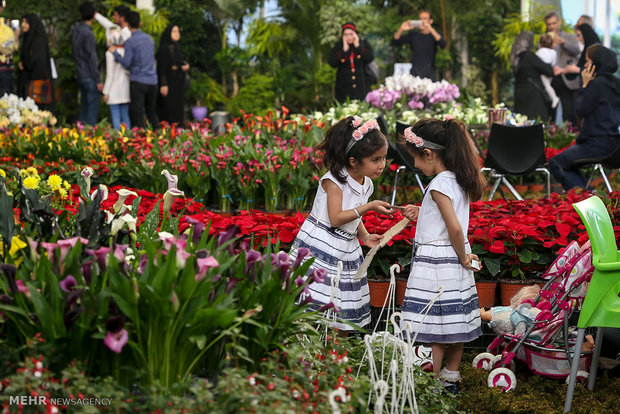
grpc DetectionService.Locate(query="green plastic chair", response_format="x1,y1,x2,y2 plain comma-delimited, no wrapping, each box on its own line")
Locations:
564,196,620,413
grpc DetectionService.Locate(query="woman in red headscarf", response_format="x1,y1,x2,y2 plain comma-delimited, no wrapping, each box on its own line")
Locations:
328,22,375,103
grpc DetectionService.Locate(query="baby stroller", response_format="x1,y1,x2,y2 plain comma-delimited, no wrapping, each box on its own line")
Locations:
472,240,595,391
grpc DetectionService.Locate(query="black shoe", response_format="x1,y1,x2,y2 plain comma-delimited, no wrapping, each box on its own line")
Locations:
442,382,460,395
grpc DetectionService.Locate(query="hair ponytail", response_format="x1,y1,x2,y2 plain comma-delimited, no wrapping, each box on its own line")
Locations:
443,119,486,201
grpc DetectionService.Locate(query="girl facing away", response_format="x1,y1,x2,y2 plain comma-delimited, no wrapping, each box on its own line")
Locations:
289,115,404,331
398,118,486,394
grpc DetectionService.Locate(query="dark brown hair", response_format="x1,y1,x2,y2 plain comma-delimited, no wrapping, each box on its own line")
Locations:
586,43,600,61
539,33,553,49
317,116,388,184
398,118,486,201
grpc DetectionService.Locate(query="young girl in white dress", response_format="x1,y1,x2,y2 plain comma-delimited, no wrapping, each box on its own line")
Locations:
289,115,397,331
398,118,486,393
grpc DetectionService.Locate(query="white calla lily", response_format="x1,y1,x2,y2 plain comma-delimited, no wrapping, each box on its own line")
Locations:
81,167,94,194
163,188,184,213
91,184,108,202
114,189,138,213
161,169,179,191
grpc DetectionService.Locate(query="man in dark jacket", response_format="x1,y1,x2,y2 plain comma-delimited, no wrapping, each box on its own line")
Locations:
391,10,446,81
72,1,102,125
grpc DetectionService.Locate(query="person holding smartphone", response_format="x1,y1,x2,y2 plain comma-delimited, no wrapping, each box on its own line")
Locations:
392,9,446,81
328,22,375,103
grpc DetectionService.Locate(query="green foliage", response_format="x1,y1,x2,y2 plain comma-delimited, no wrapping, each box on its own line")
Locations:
318,0,376,47
226,74,275,115
186,71,228,108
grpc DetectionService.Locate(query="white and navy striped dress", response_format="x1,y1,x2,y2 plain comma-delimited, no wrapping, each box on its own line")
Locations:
401,171,481,343
289,168,372,330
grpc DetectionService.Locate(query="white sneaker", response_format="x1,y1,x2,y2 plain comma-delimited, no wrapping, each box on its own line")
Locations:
552,96,560,108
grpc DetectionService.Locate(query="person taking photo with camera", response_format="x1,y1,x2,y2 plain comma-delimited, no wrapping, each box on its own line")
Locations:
392,9,446,81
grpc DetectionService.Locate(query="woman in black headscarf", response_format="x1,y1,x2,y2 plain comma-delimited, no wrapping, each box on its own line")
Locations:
156,24,189,125
564,24,601,78
550,45,620,190
328,22,375,103
18,13,55,112
511,30,555,122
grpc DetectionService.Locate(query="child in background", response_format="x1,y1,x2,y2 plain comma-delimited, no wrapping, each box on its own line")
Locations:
536,33,560,109
289,116,405,332
398,118,486,394
102,26,130,130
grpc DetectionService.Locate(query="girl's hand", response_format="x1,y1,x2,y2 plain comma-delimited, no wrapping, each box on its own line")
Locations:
370,200,393,215
352,32,360,48
402,204,420,220
364,233,383,248
460,253,480,271
581,64,596,88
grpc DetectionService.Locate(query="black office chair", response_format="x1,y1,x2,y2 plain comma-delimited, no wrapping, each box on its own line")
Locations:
575,144,620,193
482,123,551,200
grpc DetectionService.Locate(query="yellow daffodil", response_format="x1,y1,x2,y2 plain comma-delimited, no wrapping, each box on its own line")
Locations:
63,180,71,191
59,188,68,199
0,168,5,178
23,176,40,189
47,174,63,190
26,167,38,176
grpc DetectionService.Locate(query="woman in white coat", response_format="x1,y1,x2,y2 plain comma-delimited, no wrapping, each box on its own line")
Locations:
103,26,130,130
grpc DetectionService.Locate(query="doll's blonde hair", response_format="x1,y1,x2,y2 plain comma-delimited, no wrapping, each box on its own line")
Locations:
510,285,541,308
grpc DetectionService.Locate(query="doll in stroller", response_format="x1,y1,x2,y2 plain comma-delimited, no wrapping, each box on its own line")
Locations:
472,240,595,391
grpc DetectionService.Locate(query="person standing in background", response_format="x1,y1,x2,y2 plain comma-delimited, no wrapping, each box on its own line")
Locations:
19,13,55,113
0,1,19,96
545,11,581,125
72,2,102,125
110,11,158,128
328,22,374,103
391,10,447,81
102,26,130,130
156,24,189,125
95,5,131,43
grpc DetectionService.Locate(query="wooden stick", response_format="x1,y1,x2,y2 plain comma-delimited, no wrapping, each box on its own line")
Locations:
354,217,411,280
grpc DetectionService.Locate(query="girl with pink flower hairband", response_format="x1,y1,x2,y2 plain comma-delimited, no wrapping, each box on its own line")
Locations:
288,115,419,333
397,118,486,394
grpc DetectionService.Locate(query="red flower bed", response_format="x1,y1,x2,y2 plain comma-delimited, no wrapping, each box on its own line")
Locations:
56,185,620,278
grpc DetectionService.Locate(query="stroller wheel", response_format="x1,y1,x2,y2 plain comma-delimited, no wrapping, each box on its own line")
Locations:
472,352,495,370
565,370,589,384
490,354,516,372
488,368,517,392
420,361,434,373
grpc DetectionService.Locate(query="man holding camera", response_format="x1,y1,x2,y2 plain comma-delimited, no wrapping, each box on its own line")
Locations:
391,10,446,81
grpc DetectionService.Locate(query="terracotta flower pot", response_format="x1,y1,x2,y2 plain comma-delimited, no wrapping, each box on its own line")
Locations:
368,279,391,307
475,280,497,308
499,280,532,306
396,278,408,306
529,184,545,193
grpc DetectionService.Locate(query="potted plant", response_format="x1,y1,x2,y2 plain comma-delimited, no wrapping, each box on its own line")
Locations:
186,71,227,121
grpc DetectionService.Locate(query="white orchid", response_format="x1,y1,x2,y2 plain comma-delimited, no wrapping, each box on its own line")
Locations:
114,189,138,213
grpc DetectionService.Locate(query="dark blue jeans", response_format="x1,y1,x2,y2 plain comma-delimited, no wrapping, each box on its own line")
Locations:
0,69,14,97
78,78,100,126
549,137,620,190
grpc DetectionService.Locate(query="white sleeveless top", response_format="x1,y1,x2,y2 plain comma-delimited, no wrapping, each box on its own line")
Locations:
415,170,470,244
310,168,374,234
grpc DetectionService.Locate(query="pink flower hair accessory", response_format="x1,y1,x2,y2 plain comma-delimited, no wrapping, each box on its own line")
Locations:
351,115,363,128
346,118,380,153
404,126,446,150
